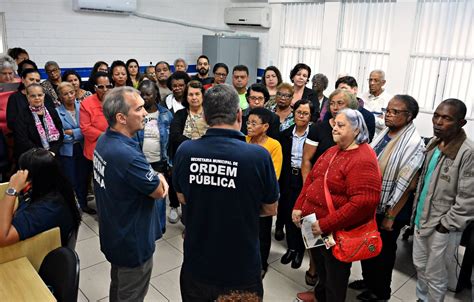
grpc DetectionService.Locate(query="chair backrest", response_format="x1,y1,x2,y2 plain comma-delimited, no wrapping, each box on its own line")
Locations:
39,247,80,302
65,227,78,250
0,227,61,271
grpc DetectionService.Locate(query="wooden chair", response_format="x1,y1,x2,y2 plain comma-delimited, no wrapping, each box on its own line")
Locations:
0,227,61,271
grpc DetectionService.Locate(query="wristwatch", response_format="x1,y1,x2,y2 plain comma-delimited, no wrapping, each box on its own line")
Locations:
5,187,18,197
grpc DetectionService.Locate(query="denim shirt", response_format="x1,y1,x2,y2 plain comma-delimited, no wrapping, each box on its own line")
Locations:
56,100,84,157
136,104,173,165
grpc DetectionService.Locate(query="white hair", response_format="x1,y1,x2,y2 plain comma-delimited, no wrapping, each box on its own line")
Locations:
370,69,386,81
336,108,369,144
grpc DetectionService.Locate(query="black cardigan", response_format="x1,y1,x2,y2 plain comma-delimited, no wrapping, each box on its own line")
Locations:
169,108,190,160
14,104,64,160
7,91,55,133
302,87,320,123
277,124,298,202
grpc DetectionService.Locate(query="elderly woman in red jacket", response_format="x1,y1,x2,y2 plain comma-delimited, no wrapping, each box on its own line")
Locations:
292,108,382,302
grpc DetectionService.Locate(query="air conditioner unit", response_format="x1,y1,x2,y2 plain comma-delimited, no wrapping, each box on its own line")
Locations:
224,7,271,28
72,0,137,14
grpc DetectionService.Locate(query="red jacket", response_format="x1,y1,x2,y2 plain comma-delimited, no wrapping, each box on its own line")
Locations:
79,94,108,160
294,144,381,233
0,90,15,134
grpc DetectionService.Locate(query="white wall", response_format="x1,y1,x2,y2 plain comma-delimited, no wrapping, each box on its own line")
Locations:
0,0,234,68
0,0,274,70
216,1,271,69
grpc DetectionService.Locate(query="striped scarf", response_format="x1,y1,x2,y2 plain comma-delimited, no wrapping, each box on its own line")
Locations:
370,122,425,213
29,105,60,150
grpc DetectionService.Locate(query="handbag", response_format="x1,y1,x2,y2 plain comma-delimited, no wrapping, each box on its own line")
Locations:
323,150,382,263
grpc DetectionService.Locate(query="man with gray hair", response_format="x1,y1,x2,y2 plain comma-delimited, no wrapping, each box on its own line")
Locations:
362,70,393,136
93,86,169,301
311,73,329,122
173,84,279,301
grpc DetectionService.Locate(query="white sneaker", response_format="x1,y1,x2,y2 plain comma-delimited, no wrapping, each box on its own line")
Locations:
168,207,179,224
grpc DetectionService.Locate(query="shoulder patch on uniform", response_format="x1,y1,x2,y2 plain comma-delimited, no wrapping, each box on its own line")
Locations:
146,169,156,182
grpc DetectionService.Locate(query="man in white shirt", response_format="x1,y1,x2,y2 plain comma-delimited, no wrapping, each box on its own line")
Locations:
362,70,393,136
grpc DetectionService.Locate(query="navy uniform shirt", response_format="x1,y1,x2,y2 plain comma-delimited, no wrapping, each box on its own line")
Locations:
93,129,160,268
173,128,279,286
12,191,75,245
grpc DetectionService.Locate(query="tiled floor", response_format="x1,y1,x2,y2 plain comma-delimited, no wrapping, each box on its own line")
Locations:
76,203,472,301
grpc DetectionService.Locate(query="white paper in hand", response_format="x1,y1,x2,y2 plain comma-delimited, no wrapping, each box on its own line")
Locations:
301,213,325,249
301,213,336,249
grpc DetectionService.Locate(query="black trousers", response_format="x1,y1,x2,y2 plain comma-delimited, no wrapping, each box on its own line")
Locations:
311,246,352,302
276,169,304,231
275,195,285,230
259,216,273,271
361,214,406,299
166,172,180,208
180,267,263,302
284,172,305,253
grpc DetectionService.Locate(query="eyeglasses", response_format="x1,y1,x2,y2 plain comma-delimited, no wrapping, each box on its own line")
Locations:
95,84,113,90
276,92,293,99
46,67,60,74
214,72,227,78
248,96,265,102
246,121,263,127
295,110,310,117
382,108,409,116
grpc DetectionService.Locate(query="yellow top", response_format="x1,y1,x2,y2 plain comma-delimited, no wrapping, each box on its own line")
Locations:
246,136,283,180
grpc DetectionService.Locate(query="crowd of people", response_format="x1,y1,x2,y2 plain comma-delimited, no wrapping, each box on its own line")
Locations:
0,47,473,302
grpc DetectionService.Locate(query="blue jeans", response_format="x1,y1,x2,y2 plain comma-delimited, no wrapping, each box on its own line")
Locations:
150,161,167,238
155,198,166,238
60,143,90,208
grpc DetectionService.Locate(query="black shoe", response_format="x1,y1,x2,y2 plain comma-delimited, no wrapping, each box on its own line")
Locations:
81,206,97,215
356,290,388,302
305,270,318,286
281,249,296,265
275,228,285,241
349,279,367,290
291,252,303,269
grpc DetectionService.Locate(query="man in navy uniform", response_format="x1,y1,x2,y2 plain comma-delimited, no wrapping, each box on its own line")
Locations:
173,84,279,301
93,86,169,301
